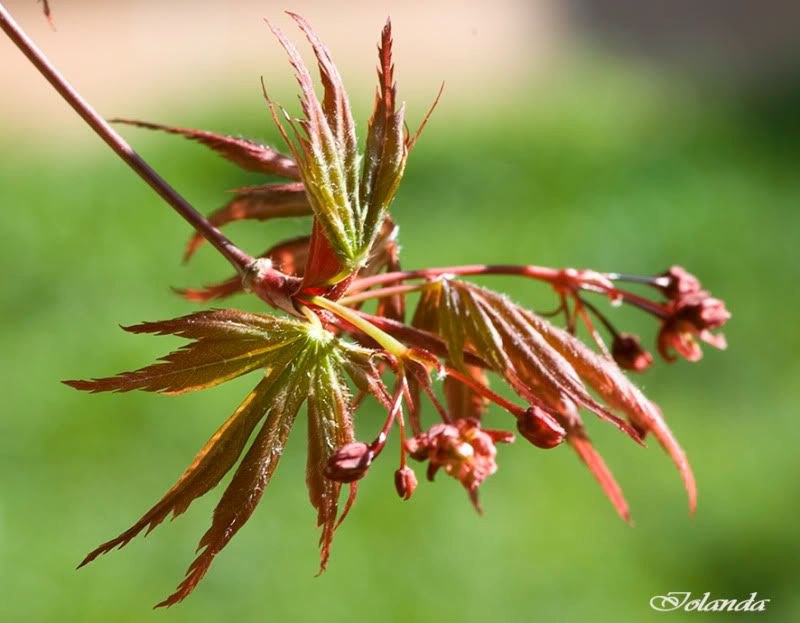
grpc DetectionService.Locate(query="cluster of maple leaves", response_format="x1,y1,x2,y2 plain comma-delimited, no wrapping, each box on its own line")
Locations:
62,14,729,607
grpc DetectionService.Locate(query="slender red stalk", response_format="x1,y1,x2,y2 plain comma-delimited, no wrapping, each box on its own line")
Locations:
561,293,576,334
0,4,253,274
443,366,527,418
578,297,620,337
578,283,667,317
411,367,451,423
338,282,429,306
369,377,406,457
397,397,409,467
349,264,560,290
574,297,612,359
348,264,669,318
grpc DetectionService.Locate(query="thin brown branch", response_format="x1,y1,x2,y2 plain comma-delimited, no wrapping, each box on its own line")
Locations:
0,3,252,274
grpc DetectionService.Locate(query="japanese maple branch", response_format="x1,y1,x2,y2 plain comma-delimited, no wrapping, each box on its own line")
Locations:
0,4,253,274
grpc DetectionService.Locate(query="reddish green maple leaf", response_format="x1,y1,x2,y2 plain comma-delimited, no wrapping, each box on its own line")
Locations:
69,310,388,606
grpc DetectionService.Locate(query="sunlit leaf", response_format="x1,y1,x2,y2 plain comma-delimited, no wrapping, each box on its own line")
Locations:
567,422,631,523
359,19,407,255
263,15,416,282
71,306,390,605
301,219,351,289
473,288,639,438
419,279,641,441
77,355,301,569
156,356,312,607
306,352,354,572
112,118,300,178
266,17,360,273
64,310,306,394
518,306,696,512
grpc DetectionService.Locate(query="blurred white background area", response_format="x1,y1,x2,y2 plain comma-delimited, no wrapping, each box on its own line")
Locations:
0,0,567,145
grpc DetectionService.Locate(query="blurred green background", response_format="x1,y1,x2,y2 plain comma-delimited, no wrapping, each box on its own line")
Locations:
1,1,799,622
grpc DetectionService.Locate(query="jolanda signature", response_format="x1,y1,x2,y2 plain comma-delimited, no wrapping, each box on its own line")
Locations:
650,592,770,613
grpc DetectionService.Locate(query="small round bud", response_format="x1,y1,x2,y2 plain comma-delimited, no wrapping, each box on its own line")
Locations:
324,442,373,482
612,333,654,373
394,466,418,501
517,406,566,449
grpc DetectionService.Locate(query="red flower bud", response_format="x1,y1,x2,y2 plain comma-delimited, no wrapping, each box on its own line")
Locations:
516,406,566,449
678,293,730,331
657,290,730,362
324,442,373,482
660,266,701,300
405,418,511,501
612,333,654,372
394,466,418,500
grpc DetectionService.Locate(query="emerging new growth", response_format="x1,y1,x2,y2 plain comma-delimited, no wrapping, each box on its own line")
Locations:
3,8,730,608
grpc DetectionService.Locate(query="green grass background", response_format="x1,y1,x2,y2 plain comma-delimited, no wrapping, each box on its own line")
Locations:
1,59,798,622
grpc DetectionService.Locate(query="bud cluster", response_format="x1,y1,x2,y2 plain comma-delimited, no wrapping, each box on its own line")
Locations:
405,418,514,508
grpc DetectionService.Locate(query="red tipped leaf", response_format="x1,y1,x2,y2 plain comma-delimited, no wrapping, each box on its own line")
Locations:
112,118,300,178
184,183,310,261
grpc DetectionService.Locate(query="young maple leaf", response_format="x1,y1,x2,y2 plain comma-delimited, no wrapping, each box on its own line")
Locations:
108,118,308,262
68,310,388,606
261,14,439,290
111,118,301,178
112,17,418,297
409,278,660,520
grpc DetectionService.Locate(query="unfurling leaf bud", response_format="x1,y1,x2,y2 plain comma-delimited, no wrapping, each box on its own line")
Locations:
394,466,418,500
517,406,566,449
324,442,373,482
612,333,654,372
